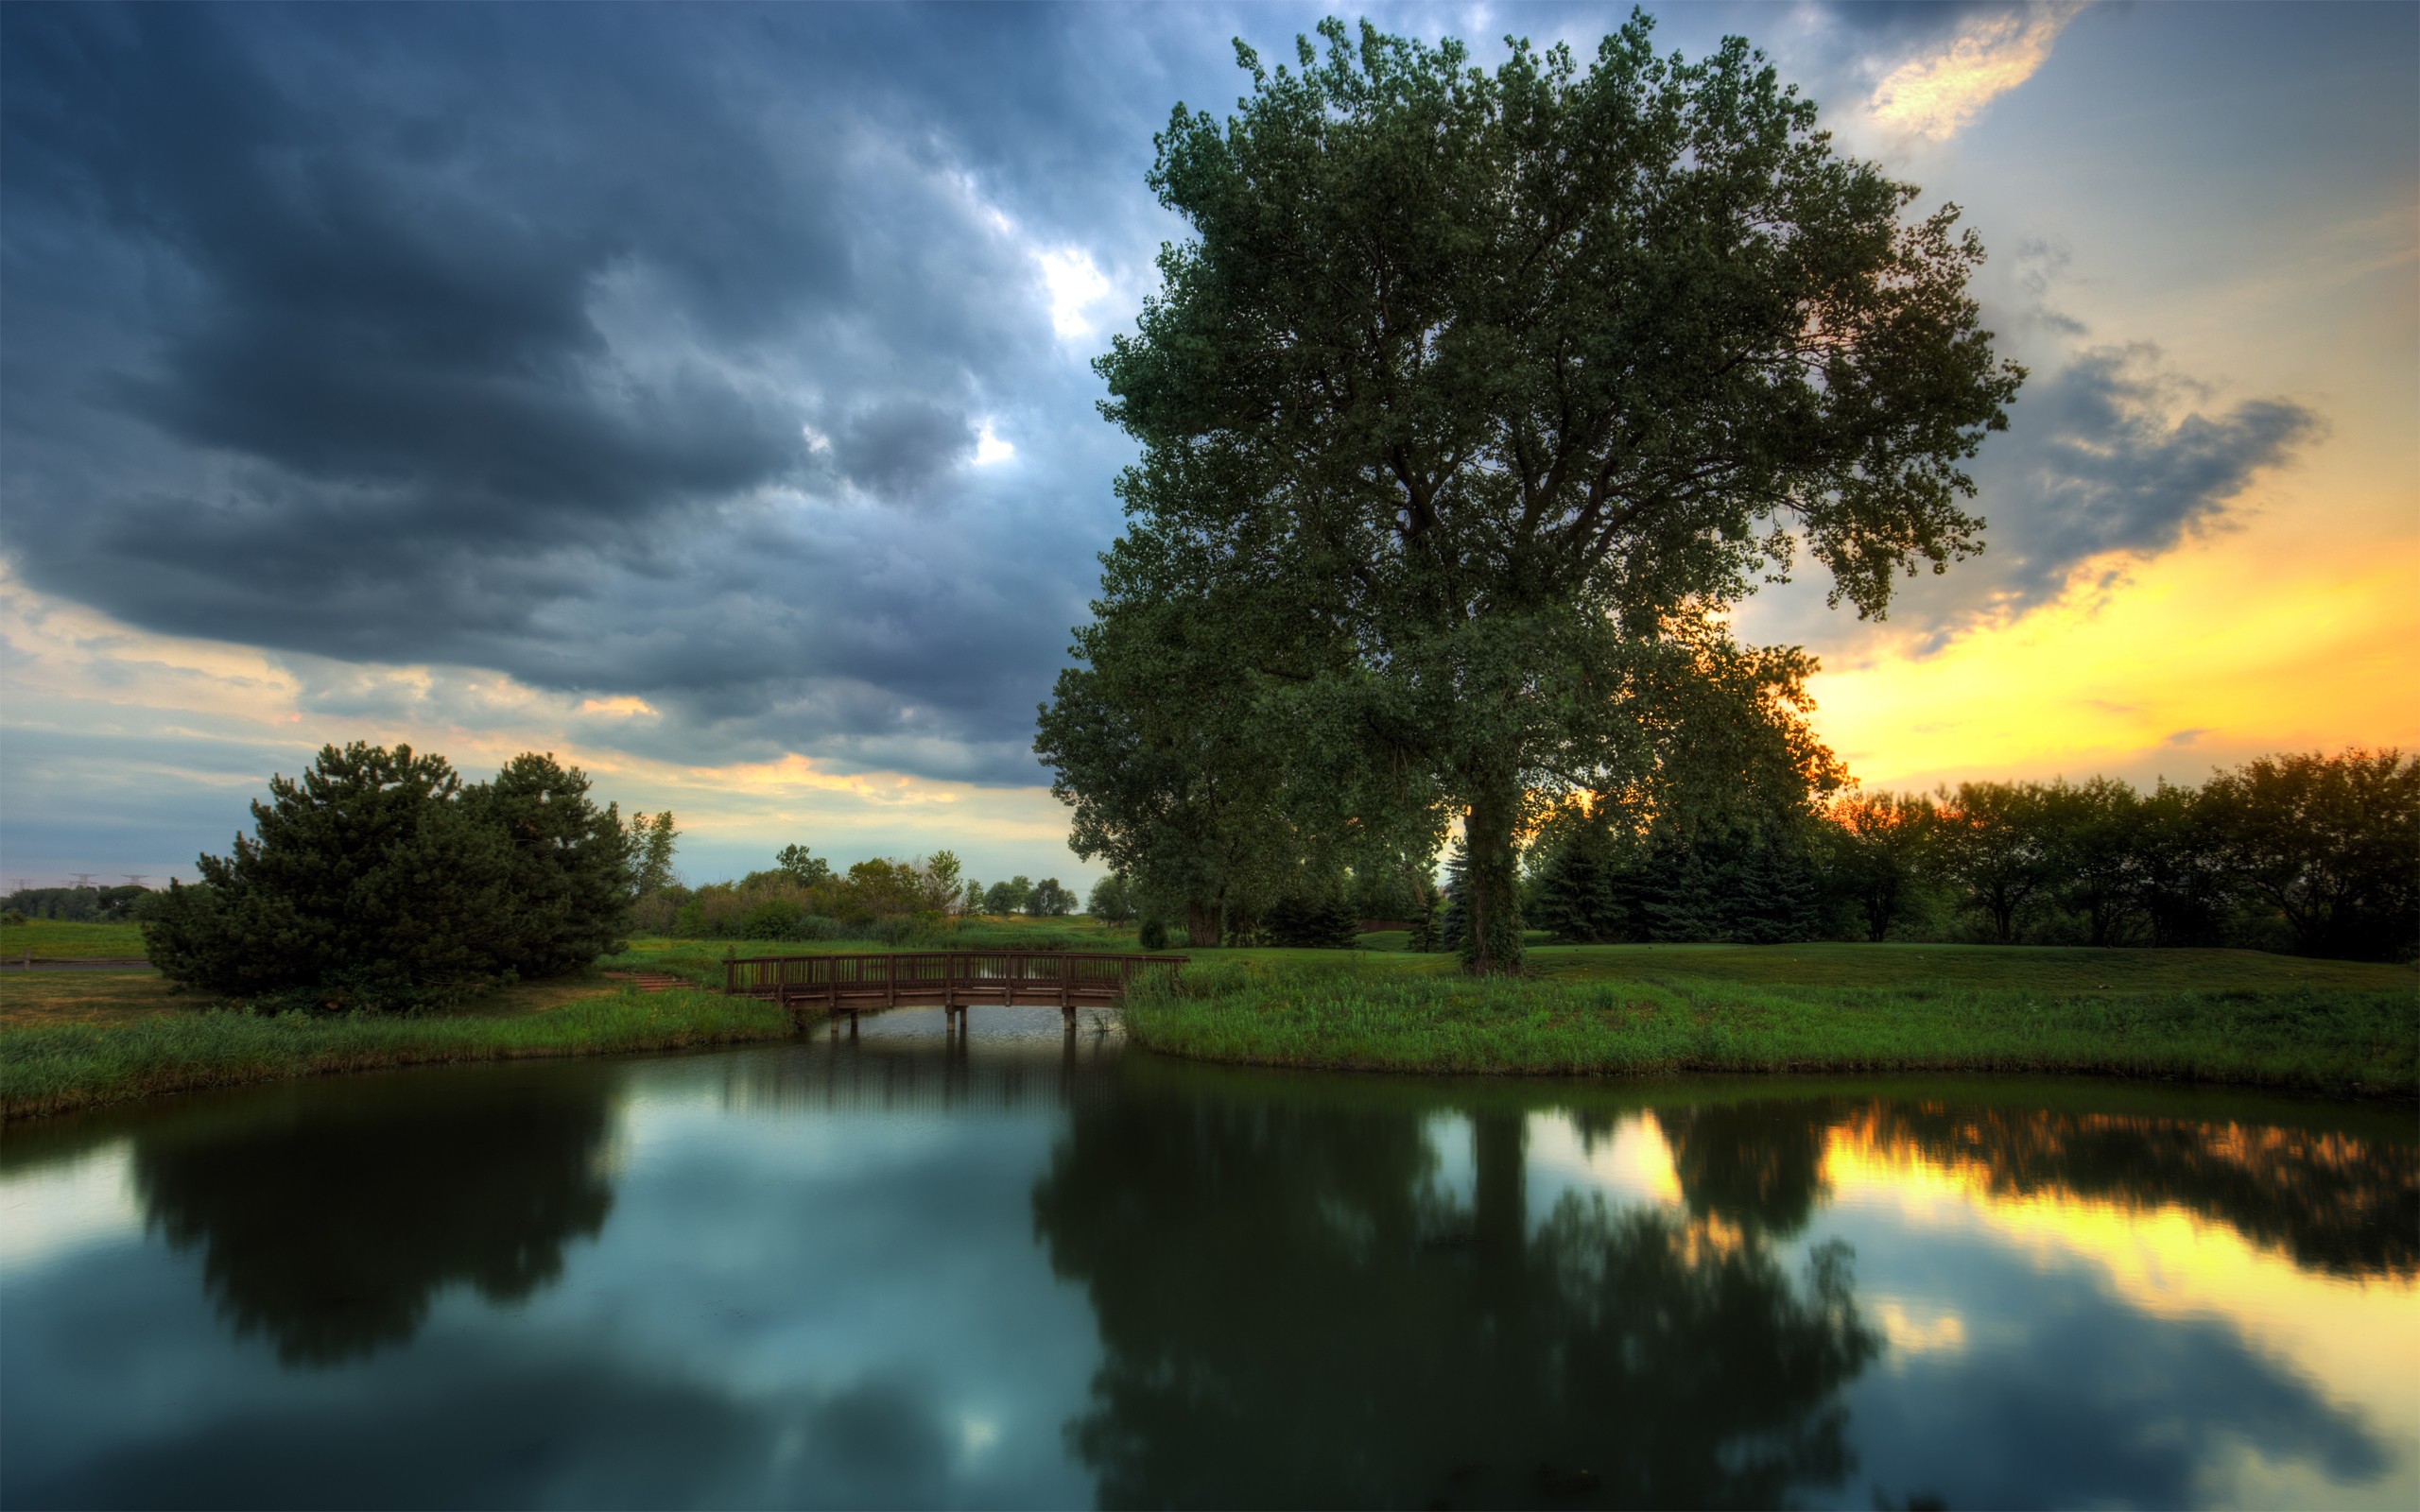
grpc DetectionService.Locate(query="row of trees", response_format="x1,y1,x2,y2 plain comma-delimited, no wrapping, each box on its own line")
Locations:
1523,747,2416,961
146,744,638,1010
637,843,1090,943
656,860,1069,940
1037,16,2024,973
2,883,156,923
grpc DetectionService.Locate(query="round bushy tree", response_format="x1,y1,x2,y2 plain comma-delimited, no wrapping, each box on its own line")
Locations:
145,744,514,1009
146,743,636,1010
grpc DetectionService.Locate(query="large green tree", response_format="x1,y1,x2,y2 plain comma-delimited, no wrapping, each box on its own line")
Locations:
1090,15,2020,971
1036,566,1306,946
145,744,515,1008
145,743,636,1009
467,752,637,980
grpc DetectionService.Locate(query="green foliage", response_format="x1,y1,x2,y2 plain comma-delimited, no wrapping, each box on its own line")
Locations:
2204,748,2418,961
1028,878,1077,917
1826,792,1937,943
631,812,681,895
469,751,637,980
1530,816,1629,945
1138,918,1172,951
144,744,525,1012
773,844,833,887
3,885,156,923
1929,782,2056,945
668,848,965,941
1262,893,1359,950
1088,873,1139,923
1087,15,2021,973
983,876,1033,916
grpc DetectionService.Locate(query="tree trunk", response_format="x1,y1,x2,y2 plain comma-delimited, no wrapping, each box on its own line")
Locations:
1461,782,1524,975
1184,901,1220,949
1471,1110,1528,1273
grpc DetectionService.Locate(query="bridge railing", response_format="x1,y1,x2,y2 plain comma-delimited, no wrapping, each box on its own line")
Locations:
722,950,1188,1009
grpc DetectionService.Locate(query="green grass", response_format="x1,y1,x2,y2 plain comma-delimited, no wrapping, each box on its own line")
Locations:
0,986,794,1121
13,936,2411,1119
0,919,147,958
1120,948,2420,1099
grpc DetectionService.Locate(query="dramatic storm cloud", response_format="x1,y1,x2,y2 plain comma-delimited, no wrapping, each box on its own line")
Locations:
3,1,2411,876
0,2,1187,783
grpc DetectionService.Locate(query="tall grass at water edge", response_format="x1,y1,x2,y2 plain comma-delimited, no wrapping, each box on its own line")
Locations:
1,988,792,1120
1118,954,2420,1098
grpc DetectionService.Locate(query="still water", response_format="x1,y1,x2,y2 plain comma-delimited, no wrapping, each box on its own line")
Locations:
3,1008,2414,1509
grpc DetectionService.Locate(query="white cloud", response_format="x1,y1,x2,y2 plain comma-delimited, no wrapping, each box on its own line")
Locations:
1867,3,2084,140
1036,247,1114,340
972,421,1015,466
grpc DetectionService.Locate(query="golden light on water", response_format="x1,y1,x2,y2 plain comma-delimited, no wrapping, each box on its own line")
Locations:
1814,1108,2420,1502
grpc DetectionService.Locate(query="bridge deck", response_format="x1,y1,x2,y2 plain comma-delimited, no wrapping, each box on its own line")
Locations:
723,950,1187,1022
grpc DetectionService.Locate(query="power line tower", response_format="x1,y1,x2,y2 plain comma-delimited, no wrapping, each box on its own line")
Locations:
68,873,98,890
122,875,149,887
8,879,34,896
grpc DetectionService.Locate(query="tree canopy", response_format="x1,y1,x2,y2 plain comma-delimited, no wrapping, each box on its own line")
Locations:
1066,13,2022,971
144,744,636,1010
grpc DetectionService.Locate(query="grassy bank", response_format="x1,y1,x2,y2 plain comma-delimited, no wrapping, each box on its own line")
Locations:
1121,952,2420,1098
1,920,147,958
0,987,795,1121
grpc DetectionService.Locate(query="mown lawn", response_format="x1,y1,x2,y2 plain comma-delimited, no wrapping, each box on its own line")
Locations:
0,920,147,958
1118,947,2420,1099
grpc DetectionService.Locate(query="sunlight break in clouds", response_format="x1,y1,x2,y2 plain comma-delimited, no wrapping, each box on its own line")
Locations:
1868,3,2085,140
1037,247,1115,339
973,421,1015,466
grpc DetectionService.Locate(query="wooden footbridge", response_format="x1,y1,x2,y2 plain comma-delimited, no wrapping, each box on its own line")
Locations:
723,951,1188,1029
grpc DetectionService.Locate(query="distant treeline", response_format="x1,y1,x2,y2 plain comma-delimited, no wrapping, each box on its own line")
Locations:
632,843,1093,943
2,885,156,923
1516,747,2416,962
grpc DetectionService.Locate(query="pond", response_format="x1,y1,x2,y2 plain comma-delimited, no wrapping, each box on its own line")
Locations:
4,1007,2413,1509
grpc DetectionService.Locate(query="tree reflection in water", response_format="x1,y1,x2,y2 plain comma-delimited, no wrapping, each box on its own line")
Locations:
1841,1100,2418,1280
130,1066,619,1366
1031,1082,1876,1509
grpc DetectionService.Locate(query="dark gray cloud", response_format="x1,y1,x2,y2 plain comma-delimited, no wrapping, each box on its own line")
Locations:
1992,344,2321,601
1809,1,2030,40
831,401,978,504
0,2,1198,784
1735,330,2321,656
0,1,2318,790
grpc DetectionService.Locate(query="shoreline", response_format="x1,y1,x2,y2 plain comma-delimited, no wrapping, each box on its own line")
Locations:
0,988,796,1122
8,939,2415,1119
1116,962,2420,1102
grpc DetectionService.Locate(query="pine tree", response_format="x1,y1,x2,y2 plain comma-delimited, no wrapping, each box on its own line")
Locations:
469,752,638,980
1530,822,1627,944
144,744,516,1009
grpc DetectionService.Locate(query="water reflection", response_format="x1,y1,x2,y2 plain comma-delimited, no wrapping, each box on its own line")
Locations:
1,1036,2411,1510
1031,1074,1879,1508
129,1064,619,1364
1834,1100,2418,1280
